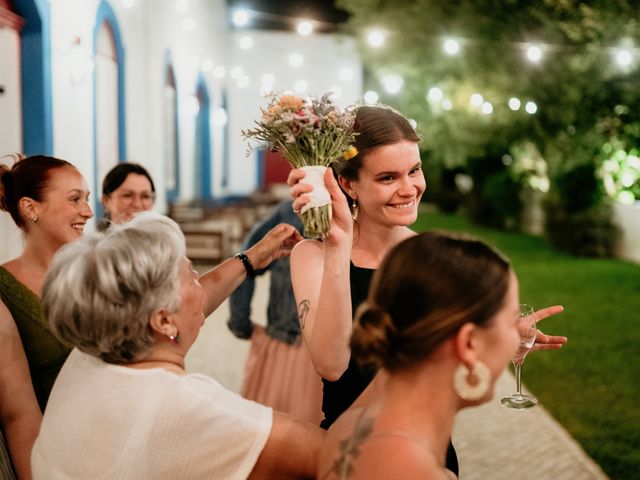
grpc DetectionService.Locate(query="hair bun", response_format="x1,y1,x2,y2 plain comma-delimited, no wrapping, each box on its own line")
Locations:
0,163,13,212
351,302,396,368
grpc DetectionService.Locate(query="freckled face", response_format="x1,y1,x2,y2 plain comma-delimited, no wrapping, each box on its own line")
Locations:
346,141,426,228
33,167,93,248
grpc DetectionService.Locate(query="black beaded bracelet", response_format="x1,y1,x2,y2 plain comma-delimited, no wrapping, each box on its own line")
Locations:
234,252,255,278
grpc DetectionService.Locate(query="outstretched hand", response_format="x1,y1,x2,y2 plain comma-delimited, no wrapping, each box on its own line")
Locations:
246,223,303,270
532,305,568,352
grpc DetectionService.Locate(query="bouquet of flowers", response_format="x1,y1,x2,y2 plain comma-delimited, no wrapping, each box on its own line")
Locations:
243,92,358,239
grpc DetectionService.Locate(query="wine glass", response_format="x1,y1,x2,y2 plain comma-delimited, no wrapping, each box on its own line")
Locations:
501,304,538,409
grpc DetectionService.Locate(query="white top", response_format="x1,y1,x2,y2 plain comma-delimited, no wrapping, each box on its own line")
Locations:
32,349,272,480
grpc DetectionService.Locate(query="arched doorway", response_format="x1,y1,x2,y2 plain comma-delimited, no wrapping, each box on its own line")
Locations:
194,74,212,201
164,51,180,203
0,0,24,154
93,0,125,214
0,0,26,263
12,0,52,155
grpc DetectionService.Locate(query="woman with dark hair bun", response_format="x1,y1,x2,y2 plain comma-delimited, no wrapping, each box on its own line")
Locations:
318,231,521,479
0,154,93,478
99,162,156,230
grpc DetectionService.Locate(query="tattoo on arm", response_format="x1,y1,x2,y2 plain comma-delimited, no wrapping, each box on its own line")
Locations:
298,299,310,330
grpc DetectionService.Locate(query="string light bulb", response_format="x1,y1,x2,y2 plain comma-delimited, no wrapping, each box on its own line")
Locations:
615,48,632,67
338,67,354,82
182,17,195,31
470,93,483,107
237,75,250,88
443,38,460,55
525,101,538,114
201,59,213,72
427,87,443,102
382,74,404,94
526,44,543,63
297,20,313,36
239,36,253,50
367,29,385,48
232,9,249,27
294,80,308,93
289,53,304,67
175,0,189,14
364,90,379,104
213,66,226,79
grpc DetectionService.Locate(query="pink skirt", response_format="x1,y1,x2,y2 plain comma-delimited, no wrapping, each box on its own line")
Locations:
242,326,323,425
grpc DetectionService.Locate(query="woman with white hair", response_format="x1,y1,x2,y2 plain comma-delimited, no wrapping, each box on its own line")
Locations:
32,213,321,479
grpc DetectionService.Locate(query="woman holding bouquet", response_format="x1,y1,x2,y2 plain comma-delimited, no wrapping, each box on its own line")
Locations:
288,104,567,475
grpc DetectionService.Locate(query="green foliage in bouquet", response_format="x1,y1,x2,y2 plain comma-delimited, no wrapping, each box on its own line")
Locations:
243,93,357,239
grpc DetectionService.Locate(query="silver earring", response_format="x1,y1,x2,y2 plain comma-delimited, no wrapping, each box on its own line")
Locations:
351,199,358,221
453,361,491,401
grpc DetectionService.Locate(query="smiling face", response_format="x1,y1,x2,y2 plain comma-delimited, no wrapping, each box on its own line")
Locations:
342,140,426,228
31,166,93,248
103,173,155,224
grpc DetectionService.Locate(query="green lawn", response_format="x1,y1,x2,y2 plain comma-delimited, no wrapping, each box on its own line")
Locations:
413,206,640,480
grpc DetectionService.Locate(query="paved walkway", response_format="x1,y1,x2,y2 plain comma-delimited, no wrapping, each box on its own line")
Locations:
186,271,609,480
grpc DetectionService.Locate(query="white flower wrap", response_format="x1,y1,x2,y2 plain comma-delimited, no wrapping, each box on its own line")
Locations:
299,166,331,215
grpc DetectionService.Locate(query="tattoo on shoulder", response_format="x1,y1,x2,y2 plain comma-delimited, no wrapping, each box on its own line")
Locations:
330,416,374,479
298,299,310,330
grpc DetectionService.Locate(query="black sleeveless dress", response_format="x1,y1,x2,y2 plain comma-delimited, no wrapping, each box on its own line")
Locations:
319,263,459,476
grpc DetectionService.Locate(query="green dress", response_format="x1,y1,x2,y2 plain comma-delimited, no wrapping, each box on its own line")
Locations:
0,266,71,411
0,430,15,480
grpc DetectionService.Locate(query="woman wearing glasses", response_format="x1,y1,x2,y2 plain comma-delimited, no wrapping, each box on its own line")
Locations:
98,163,156,230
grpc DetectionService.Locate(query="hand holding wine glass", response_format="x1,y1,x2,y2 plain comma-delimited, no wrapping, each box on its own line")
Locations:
501,304,538,409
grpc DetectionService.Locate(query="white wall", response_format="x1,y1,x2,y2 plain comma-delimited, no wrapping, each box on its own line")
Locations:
1,0,361,231
0,28,22,155
225,30,363,195
614,203,640,264
50,0,100,191
142,0,228,206
0,27,23,262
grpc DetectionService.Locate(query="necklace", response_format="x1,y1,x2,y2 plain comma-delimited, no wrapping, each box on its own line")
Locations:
17,257,48,273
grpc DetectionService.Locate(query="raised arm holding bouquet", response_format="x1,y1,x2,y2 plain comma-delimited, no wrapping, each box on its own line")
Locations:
243,93,357,239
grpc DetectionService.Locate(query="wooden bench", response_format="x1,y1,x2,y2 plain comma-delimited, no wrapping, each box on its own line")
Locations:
180,220,230,265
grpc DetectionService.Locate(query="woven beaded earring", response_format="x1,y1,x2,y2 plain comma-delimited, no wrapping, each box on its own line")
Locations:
453,361,491,401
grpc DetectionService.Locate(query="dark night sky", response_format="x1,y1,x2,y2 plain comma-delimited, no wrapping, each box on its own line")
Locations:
226,0,350,31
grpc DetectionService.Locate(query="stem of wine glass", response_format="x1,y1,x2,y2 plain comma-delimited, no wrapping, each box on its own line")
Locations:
515,363,523,395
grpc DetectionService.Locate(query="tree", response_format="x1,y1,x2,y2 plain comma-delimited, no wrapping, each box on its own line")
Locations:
337,0,639,252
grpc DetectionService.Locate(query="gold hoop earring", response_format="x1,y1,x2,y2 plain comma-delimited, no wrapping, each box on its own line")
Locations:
453,361,491,401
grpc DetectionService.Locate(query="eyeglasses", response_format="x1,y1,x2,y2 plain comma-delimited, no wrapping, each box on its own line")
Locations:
112,190,156,204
